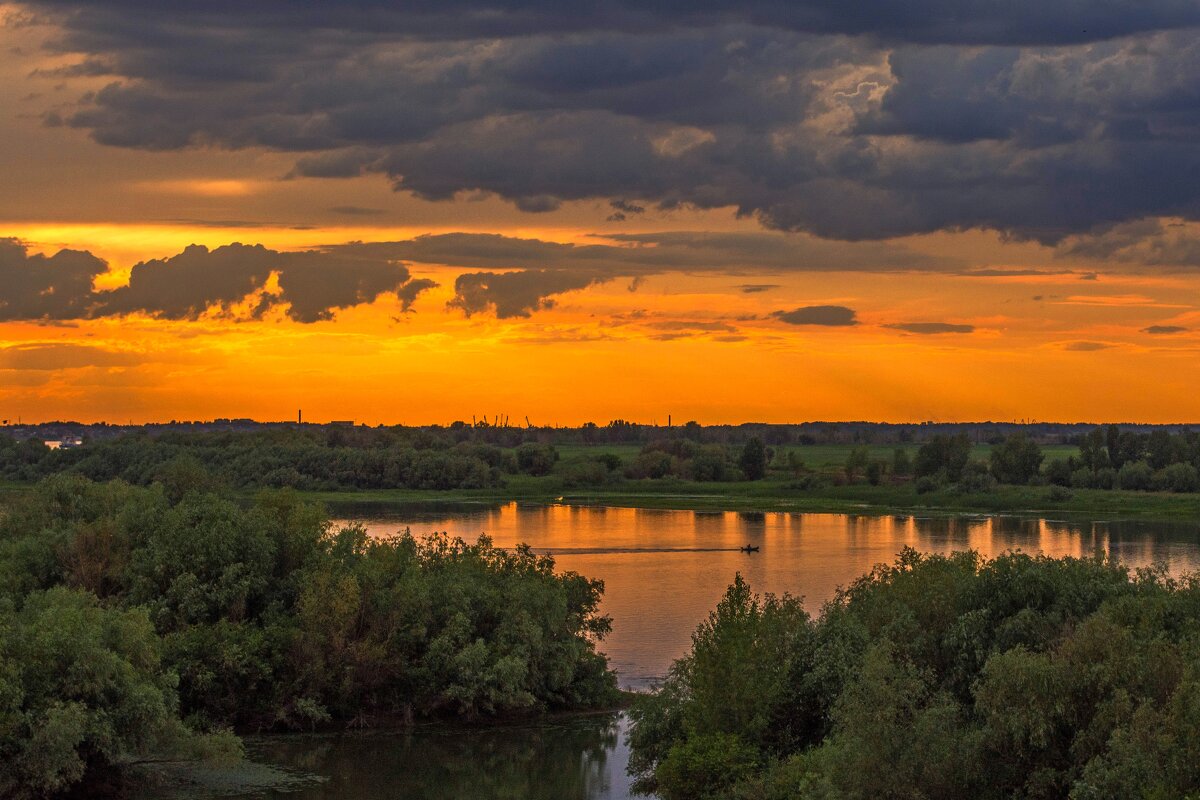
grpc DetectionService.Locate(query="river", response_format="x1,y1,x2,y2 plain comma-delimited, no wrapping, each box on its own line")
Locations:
213,503,1200,799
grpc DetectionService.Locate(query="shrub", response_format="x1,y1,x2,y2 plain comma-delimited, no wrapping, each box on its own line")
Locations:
1117,460,1154,491
1047,485,1073,502
1156,462,1200,493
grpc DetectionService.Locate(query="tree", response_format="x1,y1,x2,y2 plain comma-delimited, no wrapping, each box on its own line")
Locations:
0,588,236,799
739,437,768,480
913,434,972,482
844,446,870,484
989,433,1043,485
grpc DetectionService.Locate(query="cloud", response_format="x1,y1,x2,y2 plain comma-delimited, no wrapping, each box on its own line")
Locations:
0,343,144,370
736,284,781,293
0,238,107,321
772,305,858,326
1142,325,1189,334
447,269,606,318
1065,341,1113,351
24,4,1200,243
332,230,957,274
328,205,385,216
1059,220,1200,267
886,322,975,334
0,239,435,323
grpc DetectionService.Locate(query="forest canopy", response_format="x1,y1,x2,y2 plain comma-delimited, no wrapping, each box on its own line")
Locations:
628,550,1200,800
0,476,617,797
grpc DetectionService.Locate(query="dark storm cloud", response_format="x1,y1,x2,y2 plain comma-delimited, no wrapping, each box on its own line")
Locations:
772,305,858,326
23,0,1200,45
1059,220,1200,266
0,238,107,321
332,231,953,273
0,239,434,322
885,322,975,334
24,2,1200,242
448,269,606,318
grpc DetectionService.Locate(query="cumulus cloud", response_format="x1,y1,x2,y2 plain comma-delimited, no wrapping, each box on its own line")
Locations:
886,322,975,334
772,305,858,326
0,238,107,321
23,2,1200,242
0,240,434,323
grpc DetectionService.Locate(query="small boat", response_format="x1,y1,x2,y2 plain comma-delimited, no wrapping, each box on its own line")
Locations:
740,545,760,553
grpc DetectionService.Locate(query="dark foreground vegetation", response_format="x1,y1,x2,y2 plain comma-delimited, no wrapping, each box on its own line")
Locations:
0,476,617,798
628,551,1200,800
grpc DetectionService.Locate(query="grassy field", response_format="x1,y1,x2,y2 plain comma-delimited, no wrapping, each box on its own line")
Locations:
294,477,1200,523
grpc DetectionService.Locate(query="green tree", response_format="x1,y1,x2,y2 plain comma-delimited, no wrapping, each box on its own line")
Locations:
989,433,1043,485
0,588,237,799
913,434,972,483
739,437,768,481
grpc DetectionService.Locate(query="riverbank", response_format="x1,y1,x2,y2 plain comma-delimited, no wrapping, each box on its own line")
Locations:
6,477,1200,522
304,479,1200,523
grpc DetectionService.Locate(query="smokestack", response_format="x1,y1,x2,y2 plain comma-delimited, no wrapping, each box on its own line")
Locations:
298,409,302,424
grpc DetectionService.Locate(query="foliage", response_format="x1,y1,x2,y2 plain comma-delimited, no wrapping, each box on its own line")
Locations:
914,434,972,483
629,549,1200,800
989,433,1044,485
0,587,239,799
0,476,618,796
739,438,769,481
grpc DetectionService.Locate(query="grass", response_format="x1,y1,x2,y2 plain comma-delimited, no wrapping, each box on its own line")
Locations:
292,477,1200,523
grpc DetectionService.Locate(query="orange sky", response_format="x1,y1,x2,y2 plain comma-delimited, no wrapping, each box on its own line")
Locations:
3,7,1200,425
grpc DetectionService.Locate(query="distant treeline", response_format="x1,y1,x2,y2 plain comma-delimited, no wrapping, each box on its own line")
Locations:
9,418,1200,449
7,425,1200,495
629,551,1200,799
0,477,617,797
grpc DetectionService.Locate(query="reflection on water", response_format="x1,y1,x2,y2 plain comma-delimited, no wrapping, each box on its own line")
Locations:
236,504,1200,800
337,504,1200,690
234,713,636,800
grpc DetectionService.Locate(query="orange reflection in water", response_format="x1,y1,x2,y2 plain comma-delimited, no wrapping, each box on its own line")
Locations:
342,505,1200,689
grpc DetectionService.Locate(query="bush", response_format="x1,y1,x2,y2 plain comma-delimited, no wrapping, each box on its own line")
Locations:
989,434,1043,485
1156,462,1200,493
1047,485,1073,502
1044,457,1073,486
626,451,675,480
914,475,939,494
1117,460,1154,491
514,443,558,476
914,435,971,482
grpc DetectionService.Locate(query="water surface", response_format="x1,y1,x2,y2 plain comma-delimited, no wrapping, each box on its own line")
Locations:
220,504,1200,800
338,503,1200,689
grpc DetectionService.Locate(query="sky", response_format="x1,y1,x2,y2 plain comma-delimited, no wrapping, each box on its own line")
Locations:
2,1,1200,424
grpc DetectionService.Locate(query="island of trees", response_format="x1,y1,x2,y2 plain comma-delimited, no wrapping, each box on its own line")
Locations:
0,476,617,797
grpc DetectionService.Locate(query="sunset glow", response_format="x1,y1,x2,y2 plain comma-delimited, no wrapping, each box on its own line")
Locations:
4,3,1200,425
